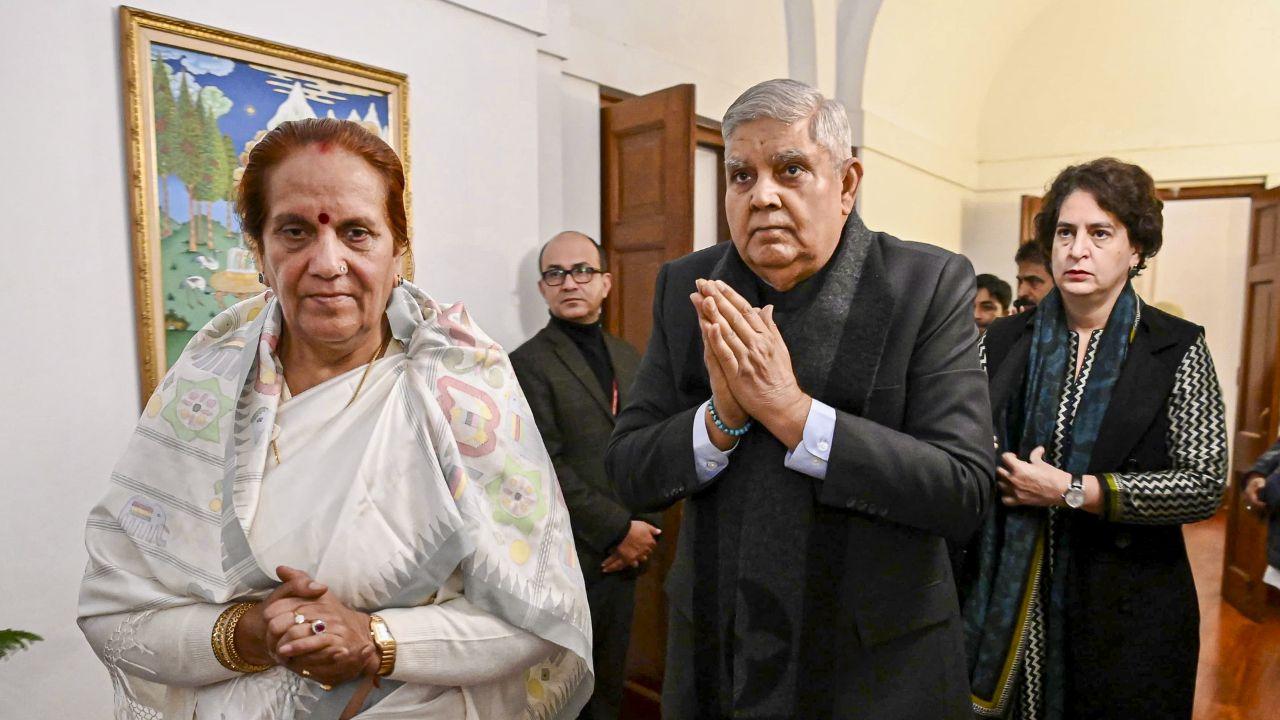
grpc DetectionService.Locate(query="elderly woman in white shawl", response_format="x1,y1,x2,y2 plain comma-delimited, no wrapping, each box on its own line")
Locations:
78,118,593,719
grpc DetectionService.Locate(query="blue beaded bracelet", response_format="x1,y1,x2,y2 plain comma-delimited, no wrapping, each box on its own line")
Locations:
708,397,752,437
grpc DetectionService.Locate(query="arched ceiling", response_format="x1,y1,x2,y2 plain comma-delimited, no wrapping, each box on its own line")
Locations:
860,0,1055,163
857,0,1280,189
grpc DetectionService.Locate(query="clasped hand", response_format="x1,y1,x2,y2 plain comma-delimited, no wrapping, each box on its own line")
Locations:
602,520,662,573
237,566,378,687
997,447,1069,507
688,279,810,448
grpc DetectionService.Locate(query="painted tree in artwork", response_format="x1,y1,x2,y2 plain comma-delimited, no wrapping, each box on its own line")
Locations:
174,75,203,253
151,56,177,236
222,134,238,233
192,101,221,250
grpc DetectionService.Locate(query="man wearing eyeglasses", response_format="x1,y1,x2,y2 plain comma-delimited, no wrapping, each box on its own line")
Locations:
511,230,662,720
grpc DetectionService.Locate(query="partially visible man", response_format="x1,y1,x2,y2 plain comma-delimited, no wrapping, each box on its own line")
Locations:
1013,241,1053,311
607,79,993,719
511,231,661,720
973,273,1011,334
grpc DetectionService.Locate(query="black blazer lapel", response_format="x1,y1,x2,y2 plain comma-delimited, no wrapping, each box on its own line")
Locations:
545,324,614,418
604,335,639,409
1089,305,1183,472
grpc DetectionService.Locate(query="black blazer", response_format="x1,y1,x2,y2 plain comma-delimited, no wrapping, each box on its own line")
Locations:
511,320,658,586
606,232,995,718
982,304,1206,720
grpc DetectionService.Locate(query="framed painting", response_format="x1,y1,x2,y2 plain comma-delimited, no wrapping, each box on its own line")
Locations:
120,7,411,403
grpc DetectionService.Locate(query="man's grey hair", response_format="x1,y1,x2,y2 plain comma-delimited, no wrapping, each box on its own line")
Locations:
722,79,853,169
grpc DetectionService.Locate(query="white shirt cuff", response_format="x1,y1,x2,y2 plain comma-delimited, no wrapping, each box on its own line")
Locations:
692,400,735,485
784,399,836,479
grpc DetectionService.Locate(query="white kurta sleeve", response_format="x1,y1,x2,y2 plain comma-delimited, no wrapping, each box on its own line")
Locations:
78,603,238,688
376,595,557,686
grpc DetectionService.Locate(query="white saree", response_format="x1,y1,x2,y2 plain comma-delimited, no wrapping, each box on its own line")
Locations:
78,283,593,719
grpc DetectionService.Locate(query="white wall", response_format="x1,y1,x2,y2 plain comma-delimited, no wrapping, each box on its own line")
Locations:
1146,198,1251,450
858,148,967,251
0,0,546,715
693,146,722,252
561,0,790,121
961,190,1027,279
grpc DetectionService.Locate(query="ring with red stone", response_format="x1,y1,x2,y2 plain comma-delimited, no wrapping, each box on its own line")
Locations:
310,619,327,634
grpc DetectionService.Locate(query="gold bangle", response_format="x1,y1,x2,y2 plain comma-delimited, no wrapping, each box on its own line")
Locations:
211,602,272,674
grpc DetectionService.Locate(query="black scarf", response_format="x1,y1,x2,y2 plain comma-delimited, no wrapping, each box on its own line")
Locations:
693,213,872,717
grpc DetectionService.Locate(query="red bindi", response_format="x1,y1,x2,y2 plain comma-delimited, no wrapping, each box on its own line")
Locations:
318,212,329,225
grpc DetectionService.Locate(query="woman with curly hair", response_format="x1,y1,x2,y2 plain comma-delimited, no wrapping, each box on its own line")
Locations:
961,158,1227,719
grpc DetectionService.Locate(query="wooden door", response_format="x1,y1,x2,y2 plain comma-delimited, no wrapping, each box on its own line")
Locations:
600,84,696,715
601,84,696,351
1019,194,1043,245
1222,186,1280,620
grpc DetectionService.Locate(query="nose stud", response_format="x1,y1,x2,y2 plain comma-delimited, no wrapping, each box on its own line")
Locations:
338,263,348,275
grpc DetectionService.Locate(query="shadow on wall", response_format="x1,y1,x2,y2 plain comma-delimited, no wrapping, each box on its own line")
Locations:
517,244,549,341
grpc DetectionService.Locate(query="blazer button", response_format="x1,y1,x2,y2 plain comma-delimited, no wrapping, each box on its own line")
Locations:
1114,532,1132,549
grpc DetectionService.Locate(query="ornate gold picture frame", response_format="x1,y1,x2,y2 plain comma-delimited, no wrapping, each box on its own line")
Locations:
120,7,411,403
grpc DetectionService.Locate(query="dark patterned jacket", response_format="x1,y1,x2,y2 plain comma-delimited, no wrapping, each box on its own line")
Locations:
982,302,1227,720
1248,438,1280,568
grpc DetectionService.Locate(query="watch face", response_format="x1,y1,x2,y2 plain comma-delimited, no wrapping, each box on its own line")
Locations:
1065,488,1086,509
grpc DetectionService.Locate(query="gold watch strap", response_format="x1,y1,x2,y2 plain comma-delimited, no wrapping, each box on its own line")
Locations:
369,614,396,677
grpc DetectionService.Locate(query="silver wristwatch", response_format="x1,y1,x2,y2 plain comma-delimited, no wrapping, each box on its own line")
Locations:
1062,474,1085,509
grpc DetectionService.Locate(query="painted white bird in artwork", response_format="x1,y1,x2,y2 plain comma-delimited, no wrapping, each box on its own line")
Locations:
195,254,219,271
180,275,211,309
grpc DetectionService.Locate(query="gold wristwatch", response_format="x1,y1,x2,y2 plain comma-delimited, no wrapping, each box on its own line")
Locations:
368,614,397,677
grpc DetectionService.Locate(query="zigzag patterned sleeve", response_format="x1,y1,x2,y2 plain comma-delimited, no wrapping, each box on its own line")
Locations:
1104,334,1228,524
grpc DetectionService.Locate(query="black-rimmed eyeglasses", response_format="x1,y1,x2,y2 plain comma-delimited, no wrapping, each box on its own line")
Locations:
541,265,603,286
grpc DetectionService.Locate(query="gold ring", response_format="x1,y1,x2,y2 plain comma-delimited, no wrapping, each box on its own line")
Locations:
321,683,333,692
301,669,312,678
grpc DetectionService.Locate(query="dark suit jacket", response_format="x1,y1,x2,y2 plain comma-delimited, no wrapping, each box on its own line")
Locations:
1248,437,1280,569
511,320,659,586
982,304,1205,720
606,232,995,718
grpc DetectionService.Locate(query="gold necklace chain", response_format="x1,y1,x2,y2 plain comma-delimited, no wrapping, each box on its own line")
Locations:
270,333,393,465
